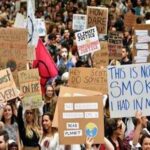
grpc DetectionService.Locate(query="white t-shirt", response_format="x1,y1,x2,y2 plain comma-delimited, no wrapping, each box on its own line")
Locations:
39,132,64,150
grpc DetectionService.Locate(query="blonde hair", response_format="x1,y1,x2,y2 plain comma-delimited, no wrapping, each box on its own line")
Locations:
24,109,40,139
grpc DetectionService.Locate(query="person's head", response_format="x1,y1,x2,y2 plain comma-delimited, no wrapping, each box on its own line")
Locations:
140,134,150,150
0,130,9,150
45,84,55,99
8,142,18,150
137,0,142,6
64,29,70,39
47,33,56,45
121,47,129,59
56,33,61,43
1,104,15,124
60,47,68,60
42,113,53,134
106,118,123,137
133,116,148,128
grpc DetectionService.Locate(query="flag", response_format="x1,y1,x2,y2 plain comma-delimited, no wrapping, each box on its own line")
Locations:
27,0,38,47
33,39,58,94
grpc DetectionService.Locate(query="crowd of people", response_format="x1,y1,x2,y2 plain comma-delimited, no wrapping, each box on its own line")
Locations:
0,0,150,150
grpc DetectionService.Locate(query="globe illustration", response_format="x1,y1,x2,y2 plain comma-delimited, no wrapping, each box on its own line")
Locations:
85,123,98,137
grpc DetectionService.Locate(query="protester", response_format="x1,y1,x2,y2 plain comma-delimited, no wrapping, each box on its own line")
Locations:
0,129,9,150
17,103,41,150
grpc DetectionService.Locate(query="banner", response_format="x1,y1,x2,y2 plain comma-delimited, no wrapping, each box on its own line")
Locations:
107,64,150,118
0,28,27,71
92,41,109,68
0,68,18,105
72,14,87,31
68,67,107,94
87,7,108,34
75,26,100,56
108,32,123,60
58,96,104,144
18,69,42,109
52,86,102,128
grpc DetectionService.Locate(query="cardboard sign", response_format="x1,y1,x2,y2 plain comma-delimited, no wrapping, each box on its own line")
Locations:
36,18,47,36
107,64,150,118
68,68,107,94
18,69,42,109
134,25,150,63
0,28,27,71
0,68,18,104
87,7,108,34
58,96,104,144
108,32,123,60
92,41,109,67
75,26,100,56
27,45,35,61
73,14,87,31
52,86,102,128
124,12,137,27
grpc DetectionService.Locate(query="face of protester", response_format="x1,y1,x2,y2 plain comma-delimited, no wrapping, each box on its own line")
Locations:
64,30,70,39
3,105,13,121
25,110,34,124
142,116,148,128
142,137,150,150
42,115,52,131
137,0,142,6
121,48,128,59
0,135,7,150
46,86,54,99
61,48,68,59
114,120,123,136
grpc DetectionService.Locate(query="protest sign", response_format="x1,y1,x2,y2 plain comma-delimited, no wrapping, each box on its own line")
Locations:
87,7,108,34
52,86,102,128
27,45,35,61
124,12,137,27
18,69,42,109
133,24,150,63
14,13,26,28
68,67,107,94
75,26,100,56
73,14,87,31
58,96,104,144
0,28,27,71
92,41,109,68
0,68,18,105
107,63,150,118
36,18,47,37
108,32,123,60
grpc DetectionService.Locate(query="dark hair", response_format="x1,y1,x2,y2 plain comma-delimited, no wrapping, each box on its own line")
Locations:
106,118,121,136
0,130,9,142
140,133,150,146
8,142,18,150
1,104,16,124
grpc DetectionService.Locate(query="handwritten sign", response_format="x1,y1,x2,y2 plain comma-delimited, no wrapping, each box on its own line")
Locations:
0,28,27,71
58,96,104,144
87,7,108,34
107,64,150,118
18,69,42,109
68,68,107,94
75,26,100,56
73,14,87,31
124,12,137,27
0,68,18,104
92,41,109,67
108,32,123,60
27,45,35,61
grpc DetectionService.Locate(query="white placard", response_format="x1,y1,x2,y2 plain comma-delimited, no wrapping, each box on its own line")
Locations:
64,130,82,137
137,36,150,43
14,13,26,28
63,112,84,119
66,123,79,129
75,26,100,56
73,14,87,31
136,43,149,50
85,112,99,118
135,30,148,36
36,18,46,36
64,103,73,111
107,64,150,118
74,103,98,110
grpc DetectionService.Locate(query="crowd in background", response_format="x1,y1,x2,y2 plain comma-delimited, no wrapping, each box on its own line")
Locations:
0,0,150,150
